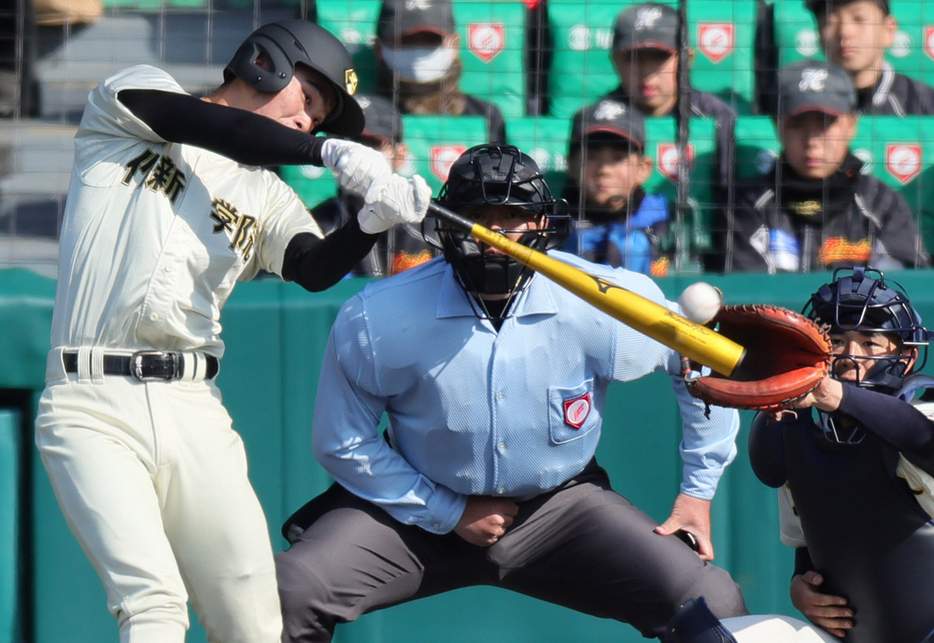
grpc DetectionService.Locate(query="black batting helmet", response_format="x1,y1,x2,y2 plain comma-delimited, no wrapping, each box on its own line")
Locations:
435,145,568,311
224,20,365,136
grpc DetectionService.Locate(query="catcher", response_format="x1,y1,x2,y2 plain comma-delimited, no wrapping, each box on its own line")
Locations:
687,267,934,642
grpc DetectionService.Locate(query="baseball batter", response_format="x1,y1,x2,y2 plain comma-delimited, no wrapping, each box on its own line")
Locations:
276,145,748,642
33,20,429,643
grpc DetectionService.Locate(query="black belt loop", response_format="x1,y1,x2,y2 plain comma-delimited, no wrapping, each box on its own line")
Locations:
62,351,219,381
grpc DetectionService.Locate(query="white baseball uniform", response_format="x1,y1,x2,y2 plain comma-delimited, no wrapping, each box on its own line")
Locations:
34,65,322,643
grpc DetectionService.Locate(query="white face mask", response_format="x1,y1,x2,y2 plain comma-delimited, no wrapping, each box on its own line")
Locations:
382,45,455,83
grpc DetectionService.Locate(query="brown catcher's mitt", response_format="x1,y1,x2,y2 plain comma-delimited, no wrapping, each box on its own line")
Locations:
684,304,832,411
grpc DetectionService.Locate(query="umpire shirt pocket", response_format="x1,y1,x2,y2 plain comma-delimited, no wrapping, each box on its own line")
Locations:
548,381,598,444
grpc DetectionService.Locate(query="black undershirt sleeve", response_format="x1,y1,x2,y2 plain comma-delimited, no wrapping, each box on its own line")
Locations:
837,384,934,475
118,89,326,166
119,88,381,291
281,222,379,292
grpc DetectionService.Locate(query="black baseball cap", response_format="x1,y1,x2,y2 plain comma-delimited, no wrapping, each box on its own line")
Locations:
355,94,403,144
613,3,679,54
805,0,890,17
569,100,647,154
776,59,857,117
377,0,455,43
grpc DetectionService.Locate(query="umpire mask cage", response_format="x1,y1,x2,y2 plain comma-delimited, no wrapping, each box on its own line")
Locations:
224,20,365,137
803,266,929,394
435,145,568,317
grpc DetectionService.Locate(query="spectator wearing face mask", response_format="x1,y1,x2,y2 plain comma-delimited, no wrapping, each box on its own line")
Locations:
373,0,507,143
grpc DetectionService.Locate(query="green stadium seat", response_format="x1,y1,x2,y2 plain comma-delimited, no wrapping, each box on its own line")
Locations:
773,0,934,89
0,409,21,643
545,0,756,119
278,161,338,211
732,114,934,254
314,0,528,119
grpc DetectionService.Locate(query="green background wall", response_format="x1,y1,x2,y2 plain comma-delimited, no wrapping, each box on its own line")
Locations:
4,268,934,642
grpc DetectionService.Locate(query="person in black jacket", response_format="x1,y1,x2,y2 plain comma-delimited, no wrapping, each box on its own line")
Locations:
602,2,736,195
373,0,506,143
747,267,934,643
312,93,438,277
806,0,934,116
719,59,928,273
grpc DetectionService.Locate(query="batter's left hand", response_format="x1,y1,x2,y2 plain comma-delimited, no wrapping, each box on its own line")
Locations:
654,493,714,561
358,174,431,234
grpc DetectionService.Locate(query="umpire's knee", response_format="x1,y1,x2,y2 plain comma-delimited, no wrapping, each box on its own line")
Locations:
275,549,335,643
685,565,749,621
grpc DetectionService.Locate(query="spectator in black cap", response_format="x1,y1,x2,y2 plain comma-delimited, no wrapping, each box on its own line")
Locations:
806,0,934,115
561,99,676,276
373,0,506,143
719,59,928,273
312,93,438,277
602,2,736,201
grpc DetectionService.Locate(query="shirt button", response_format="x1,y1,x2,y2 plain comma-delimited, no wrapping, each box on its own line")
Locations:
433,522,441,529
149,312,159,322
496,392,505,400
164,264,173,272
497,442,506,452
497,487,505,495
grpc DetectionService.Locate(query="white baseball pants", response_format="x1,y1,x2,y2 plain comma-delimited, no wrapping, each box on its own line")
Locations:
35,348,282,643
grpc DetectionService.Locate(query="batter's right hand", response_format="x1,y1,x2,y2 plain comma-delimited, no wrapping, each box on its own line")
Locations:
790,571,853,638
320,138,391,203
454,496,519,547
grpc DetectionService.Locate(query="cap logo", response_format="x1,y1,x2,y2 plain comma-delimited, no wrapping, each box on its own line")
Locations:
886,144,922,184
406,0,430,9
925,27,934,61
563,393,592,429
799,68,828,92
358,96,372,109
698,23,734,64
468,23,505,63
635,7,663,30
430,145,467,181
594,100,626,121
344,69,359,95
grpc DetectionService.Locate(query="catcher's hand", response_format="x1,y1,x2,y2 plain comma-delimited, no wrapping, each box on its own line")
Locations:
684,304,832,412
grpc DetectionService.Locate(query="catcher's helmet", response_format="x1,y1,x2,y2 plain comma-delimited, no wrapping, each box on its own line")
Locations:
435,145,568,312
803,266,929,393
224,20,365,136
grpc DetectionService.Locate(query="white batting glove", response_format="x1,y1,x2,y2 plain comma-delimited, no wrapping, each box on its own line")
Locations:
320,138,391,202
357,174,432,235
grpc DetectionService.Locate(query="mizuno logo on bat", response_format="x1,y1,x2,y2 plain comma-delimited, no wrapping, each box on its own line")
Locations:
590,275,627,294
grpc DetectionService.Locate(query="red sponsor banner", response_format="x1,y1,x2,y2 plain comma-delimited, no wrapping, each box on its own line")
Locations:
925,26,934,60
656,143,696,182
468,23,505,63
698,23,735,64
885,144,922,184
430,145,467,181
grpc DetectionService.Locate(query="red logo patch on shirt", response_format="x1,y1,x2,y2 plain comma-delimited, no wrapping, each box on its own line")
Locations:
468,23,505,63
563,393,592,429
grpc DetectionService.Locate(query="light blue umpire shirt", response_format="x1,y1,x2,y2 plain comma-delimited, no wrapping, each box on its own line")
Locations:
312,251,740,535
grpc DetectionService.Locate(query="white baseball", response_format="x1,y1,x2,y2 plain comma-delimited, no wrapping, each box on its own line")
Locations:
678,282,722,324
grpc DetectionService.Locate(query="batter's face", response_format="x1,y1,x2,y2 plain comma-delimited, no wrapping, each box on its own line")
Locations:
232,64,337,133
817,0,896,89
571,143,653,210
778,111,857,179
612,48,679,116
830,329,913,382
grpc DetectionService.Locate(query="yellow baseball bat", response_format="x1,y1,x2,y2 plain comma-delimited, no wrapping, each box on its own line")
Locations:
428,203,746,377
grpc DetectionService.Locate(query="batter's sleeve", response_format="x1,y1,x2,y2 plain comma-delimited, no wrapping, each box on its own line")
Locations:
311,295,468,534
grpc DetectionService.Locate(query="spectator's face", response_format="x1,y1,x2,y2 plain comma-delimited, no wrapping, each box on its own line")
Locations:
571,144,653,210
612,48,679,115
829,329,910,382
817,0,896,86
778,111,857,179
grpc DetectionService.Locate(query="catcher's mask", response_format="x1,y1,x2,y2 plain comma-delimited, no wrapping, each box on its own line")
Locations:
224,20,364,137
434,145,569,319
804,266,930,442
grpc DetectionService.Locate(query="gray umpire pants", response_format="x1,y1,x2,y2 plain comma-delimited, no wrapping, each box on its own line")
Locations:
275,466,748,642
